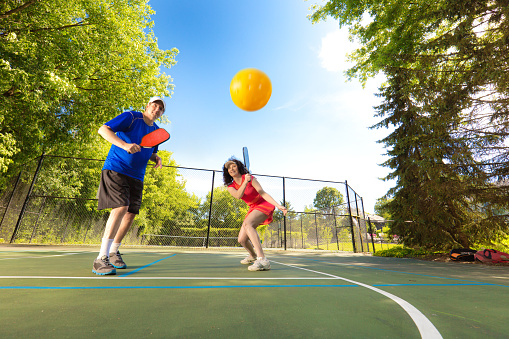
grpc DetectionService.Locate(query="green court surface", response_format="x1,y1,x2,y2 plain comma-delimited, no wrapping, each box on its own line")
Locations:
1,245,508,338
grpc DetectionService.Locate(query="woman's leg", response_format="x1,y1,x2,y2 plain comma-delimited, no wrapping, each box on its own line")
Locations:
238,225,257,259
241,210,268,258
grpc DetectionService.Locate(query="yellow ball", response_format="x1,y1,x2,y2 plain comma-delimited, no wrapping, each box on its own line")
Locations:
230,68,272,111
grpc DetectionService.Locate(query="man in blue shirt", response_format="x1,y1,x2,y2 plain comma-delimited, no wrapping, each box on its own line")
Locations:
93,96,165,275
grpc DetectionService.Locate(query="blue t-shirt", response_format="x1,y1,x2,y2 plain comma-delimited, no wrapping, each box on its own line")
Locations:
102,111,159,181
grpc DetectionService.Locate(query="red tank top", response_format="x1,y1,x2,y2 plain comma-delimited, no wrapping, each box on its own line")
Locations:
229,174,275,224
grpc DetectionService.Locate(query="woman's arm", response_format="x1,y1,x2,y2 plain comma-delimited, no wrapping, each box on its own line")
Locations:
251,177,287,215
226,174,251,200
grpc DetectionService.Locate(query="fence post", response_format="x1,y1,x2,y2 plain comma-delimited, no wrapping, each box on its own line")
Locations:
205,171,215,248
300,215,304,249
288,218,291,249
314,211,319,249
360,197,371,252
367,217,376,254
332,206,339,251
282,176,286,250
345,180,357,253
10,153,45,243
354,193,364,252
277,222,281,247
0,171,22,232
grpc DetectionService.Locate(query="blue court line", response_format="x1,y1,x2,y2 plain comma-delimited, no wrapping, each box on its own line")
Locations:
1,282,506,290
297,257,509,286
0,284,357,290
119,254,177,277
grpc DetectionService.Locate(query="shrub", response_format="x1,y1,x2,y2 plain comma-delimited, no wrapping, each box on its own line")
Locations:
373,246,436,258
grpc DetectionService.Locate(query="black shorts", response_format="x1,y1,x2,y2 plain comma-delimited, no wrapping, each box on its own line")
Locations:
97,170,144,214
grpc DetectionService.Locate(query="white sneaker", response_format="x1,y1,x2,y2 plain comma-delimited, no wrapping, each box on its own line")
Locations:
240,256,256,265
248,258,271,271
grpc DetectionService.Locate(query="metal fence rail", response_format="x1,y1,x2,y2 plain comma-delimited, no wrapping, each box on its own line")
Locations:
0,154,373,252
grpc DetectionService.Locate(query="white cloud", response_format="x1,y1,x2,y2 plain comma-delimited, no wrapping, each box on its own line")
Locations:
318,29,355,72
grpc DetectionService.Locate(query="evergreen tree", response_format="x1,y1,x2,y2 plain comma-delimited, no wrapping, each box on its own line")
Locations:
310,0,509,249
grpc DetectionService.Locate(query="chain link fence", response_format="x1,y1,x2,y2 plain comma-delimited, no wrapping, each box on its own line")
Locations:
0,154,374,252
365,219,400,251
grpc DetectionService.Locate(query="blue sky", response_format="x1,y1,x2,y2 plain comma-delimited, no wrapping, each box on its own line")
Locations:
149,0,392,212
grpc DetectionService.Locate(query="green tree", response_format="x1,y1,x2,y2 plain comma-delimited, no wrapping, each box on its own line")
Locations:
374,69,482,249
309,0,509,249
374,196,392,220
30,134,111,200
312,188,345,248
313,186,345,213
273,200,294,222
0,0,178,187
260,200,295,243
197,187,248,230
136,151,200,236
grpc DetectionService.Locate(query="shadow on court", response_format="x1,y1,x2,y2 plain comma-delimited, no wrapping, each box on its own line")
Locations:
1,245,508,338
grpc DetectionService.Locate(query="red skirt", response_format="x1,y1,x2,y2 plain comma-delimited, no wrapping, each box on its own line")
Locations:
246,198,275,225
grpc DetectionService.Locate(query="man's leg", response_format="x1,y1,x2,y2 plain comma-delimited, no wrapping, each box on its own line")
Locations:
92,206,129,276
113,212,136,243
109,212,136,269
97,206,128,259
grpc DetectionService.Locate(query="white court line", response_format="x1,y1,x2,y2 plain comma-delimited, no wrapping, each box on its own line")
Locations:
271,260,443,339
0,276,338,280
0,253,82,260
0,255,441,337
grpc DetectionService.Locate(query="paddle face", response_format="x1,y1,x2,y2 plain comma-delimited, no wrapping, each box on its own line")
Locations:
242,147,250,172
140,129,170,148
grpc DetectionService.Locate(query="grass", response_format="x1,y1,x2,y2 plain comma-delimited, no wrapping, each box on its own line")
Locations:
373,246,442,258
372,242,399,252
305,241,399,252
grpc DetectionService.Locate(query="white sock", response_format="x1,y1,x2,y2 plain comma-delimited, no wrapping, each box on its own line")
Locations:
110,242,121,254
97,238,113,259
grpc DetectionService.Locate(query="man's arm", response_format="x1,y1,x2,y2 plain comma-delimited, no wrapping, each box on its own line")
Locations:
150,152,162,169
98,125,141,154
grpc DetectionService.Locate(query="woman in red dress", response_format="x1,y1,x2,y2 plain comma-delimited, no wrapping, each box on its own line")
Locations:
223,159,287,271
